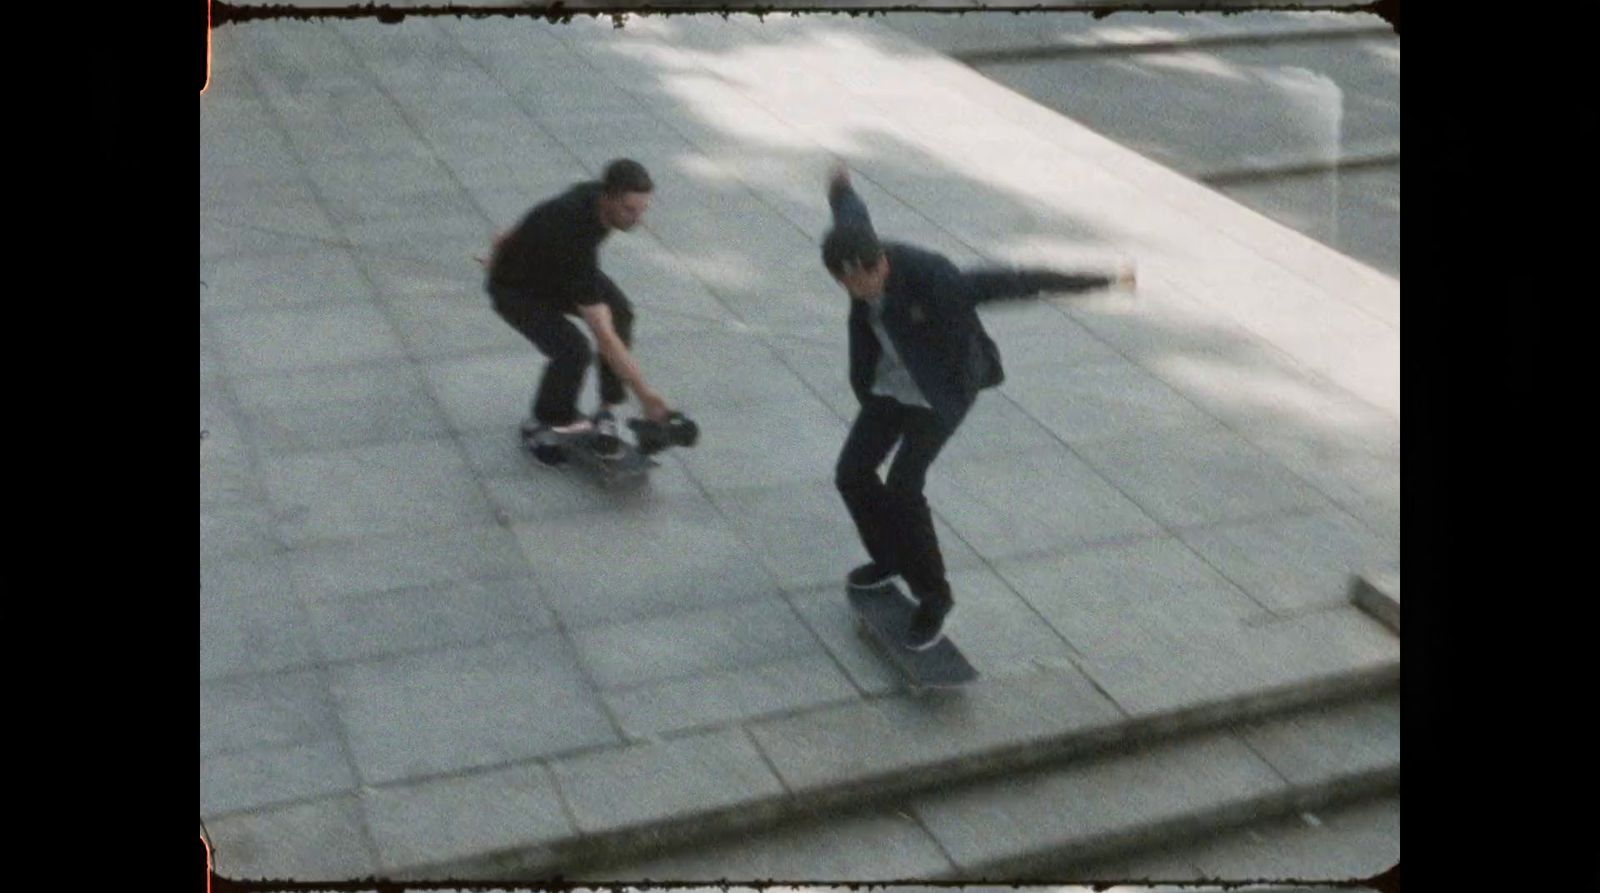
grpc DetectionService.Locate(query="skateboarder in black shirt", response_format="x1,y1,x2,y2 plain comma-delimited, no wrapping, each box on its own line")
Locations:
483,159,673,460
822,164,1135,650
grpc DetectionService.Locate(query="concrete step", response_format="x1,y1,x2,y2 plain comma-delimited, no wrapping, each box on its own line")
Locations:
577,690,1400,882
388,613,1399,881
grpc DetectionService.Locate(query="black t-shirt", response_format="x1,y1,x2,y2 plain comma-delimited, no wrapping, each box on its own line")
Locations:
488,181,611,311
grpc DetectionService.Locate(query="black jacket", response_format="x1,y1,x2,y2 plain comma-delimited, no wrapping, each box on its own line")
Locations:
832,181,1112,429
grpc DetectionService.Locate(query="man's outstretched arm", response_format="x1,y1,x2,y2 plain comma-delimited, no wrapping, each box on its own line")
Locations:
577,302,671,423
964,263,1136,305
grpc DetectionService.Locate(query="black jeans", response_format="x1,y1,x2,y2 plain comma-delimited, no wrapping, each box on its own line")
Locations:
492,274,634,426
835,396,957,603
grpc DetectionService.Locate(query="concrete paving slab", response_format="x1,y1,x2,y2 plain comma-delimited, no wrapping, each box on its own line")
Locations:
200,245,374,312
487,454,697,524
200,217,339,263
1053,271,1275,366
636,328,821,410
354,248,491,303
1071,428,1336,530
992,534,1266,663
937,393,1071,461
328,634,618,785
1218,166,1399,277
207,303,409,374
200,553,322,682
229,362,456,455
338,212,494,269
198,167,317,216
423,351,544,435
1074,607,1398,721
748,666,1124,794
363,762,573,874
966,35,1397,176
786,583,915,697
460,432,701,523
549,728,786,837
924,444,1165,560
441,145,584,190
880,10,1382,56
602,653,858,740
1077,795,1397,882
201,739,358,817
672,400,849,491
1168,264,1396,414
301,151,456,192
569,596,825,692
979,300,1127,368
200,668,343,760
200,199,343,247
1176,510,1393,615
199,401,265,511
1232,422,1399,513
1002,358,1225,445
764,338,862,420
200,493,282,562
284,523,530,603
205,795,377,881
913,731,1284,873
704,479,983,593
302,575,555,664
370,293,528,362
1184,798,1399,881
259,438,495,547
320,183,482,227
510,498,784,628
1140,338,1398,437
593,807,953,881
939,565,1084,676
1235,693,1400,791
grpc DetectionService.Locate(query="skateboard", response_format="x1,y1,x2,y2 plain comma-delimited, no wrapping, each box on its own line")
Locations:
523,426,658,488
847,583,978,691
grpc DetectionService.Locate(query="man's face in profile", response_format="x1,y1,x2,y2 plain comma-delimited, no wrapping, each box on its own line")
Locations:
602,190,651,231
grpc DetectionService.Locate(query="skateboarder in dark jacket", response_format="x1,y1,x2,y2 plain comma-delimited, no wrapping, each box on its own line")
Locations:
822,164,1135,650
483,159,673,460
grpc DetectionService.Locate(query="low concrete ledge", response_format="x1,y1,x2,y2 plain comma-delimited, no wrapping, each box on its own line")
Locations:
1349,570,1400,634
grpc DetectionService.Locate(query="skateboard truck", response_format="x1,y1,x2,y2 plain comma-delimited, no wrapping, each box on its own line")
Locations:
628,412,699,456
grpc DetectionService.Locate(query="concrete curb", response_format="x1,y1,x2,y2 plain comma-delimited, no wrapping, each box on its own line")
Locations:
1349,570,1399,634
388,662,1399,879
956,763,1398,879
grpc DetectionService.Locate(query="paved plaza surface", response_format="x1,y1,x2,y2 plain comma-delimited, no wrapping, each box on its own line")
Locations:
200,8,1399,882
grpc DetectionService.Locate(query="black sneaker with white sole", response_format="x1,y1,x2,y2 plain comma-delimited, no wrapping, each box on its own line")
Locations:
846,562,901,590
905,595,953,651
591,409,623,458
521,422,568,467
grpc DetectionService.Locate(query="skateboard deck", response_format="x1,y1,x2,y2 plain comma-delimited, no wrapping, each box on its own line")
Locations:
847,583,977,690
525,428,657,487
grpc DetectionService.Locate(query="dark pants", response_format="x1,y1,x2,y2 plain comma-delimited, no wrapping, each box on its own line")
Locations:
492,275,634,427
835,397,957,603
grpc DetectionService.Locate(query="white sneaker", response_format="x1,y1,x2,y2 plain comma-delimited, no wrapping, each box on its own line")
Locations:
550,418,596,436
